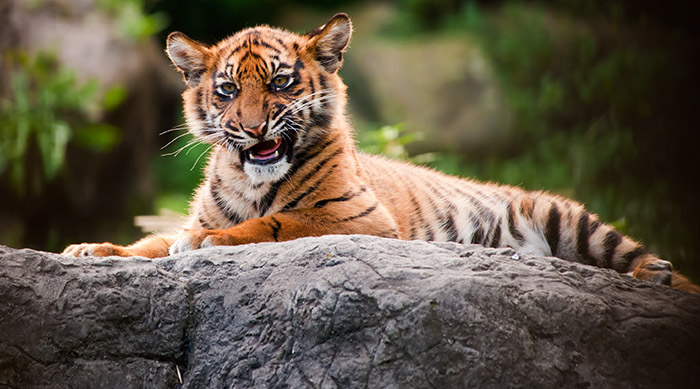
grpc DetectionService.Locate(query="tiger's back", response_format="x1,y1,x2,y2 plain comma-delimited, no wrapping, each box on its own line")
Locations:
62,14,698,293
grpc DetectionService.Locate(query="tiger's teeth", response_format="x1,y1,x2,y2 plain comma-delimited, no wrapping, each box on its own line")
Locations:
248,150,280,161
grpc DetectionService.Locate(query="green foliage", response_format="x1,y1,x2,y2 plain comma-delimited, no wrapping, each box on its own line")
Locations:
358,123,436,164
98,0,168,40
0,51,122,195
153,131,209,214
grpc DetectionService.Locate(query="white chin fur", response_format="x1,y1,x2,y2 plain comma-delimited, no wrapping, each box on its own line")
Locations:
243,159,291,185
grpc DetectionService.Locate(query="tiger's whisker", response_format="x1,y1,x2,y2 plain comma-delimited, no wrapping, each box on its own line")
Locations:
160,131,193,150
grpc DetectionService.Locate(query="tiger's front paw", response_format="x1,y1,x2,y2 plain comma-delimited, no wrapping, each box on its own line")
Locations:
168,230,235,255
62,243,129,257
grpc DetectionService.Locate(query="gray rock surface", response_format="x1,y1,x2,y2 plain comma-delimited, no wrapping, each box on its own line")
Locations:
2,235,699,388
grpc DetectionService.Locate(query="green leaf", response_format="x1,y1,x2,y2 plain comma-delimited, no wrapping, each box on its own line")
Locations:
37,121,71,179
72,124,122,152
103,84,127,111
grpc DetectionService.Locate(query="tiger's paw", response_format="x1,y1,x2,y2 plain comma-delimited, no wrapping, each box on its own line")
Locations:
631,258,673,286
168,230,235,255
62,243,130,257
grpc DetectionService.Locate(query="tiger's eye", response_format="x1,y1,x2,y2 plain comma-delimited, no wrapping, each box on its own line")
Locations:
218,83,237,96
272,75,291,89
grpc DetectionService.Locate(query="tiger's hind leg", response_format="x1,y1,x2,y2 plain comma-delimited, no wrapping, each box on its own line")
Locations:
629,255,673,286
629,255,700,292
504,192,699,292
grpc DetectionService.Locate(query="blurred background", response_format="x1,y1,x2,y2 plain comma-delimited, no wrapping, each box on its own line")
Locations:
1,0,699,281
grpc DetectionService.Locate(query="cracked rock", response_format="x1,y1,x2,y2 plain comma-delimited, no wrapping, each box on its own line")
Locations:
2,235,700,388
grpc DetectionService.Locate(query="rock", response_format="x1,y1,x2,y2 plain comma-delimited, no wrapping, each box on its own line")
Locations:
347,38,512,155
338,4,512,155
2,235,699,388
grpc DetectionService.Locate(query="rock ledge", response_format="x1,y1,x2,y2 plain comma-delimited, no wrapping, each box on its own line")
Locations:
1,235,699,388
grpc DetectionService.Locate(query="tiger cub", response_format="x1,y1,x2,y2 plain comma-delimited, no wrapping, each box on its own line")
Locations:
63,13,698,292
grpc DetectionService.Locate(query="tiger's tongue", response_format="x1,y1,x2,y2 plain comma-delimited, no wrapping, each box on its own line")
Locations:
252,138,282,156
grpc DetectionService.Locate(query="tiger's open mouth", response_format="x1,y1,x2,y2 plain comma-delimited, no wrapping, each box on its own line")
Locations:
242,137,290,165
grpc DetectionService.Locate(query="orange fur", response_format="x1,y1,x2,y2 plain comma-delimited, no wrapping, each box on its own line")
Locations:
62,14,697,293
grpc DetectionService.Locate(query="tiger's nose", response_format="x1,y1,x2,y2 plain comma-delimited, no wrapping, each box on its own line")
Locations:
242,121,267,138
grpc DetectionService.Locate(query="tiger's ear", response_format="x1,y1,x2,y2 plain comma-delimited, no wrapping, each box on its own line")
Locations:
166,32,210,87
306,13,353,73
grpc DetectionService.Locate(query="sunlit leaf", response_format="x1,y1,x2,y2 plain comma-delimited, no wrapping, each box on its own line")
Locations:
73,124,123,152
103,84,128,111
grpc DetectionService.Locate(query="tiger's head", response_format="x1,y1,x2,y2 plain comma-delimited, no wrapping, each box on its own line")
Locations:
166,14,352,184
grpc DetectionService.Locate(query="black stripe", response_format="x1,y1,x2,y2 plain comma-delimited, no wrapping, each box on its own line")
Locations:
424,181,467,242
425,224,435,241
281,164,338,211
616,246,647,273
196,106,207,124
410,188,435,240
471,226,484,245
199,217,213,229
293,148,342,191
406,191,420,240
230,44,246,55
421,180,456,242
507,203,525,243
444,214,459,242
425,195,444,241
340,203,378,223
490,223,502,248
269,216,282,241
225,119,237,131
576,212,595,265
258,40,281,53
258,182,283,216
310,111,331,128
314,186,367,208
319,73,328,90
245,50,265,62
225,131,244,141
454,185,496,234
602,230,622,269
294,58,305,72
210,178,245,225
288,137,335,178
545,204,561,256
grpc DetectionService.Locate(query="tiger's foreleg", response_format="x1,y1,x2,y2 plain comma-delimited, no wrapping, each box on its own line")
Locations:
169,205,399,255
62,235,176,258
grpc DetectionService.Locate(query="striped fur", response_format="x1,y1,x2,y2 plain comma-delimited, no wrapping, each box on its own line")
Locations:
63,14,698,293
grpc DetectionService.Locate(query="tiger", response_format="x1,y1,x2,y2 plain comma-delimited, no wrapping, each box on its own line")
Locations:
62,13,699,293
